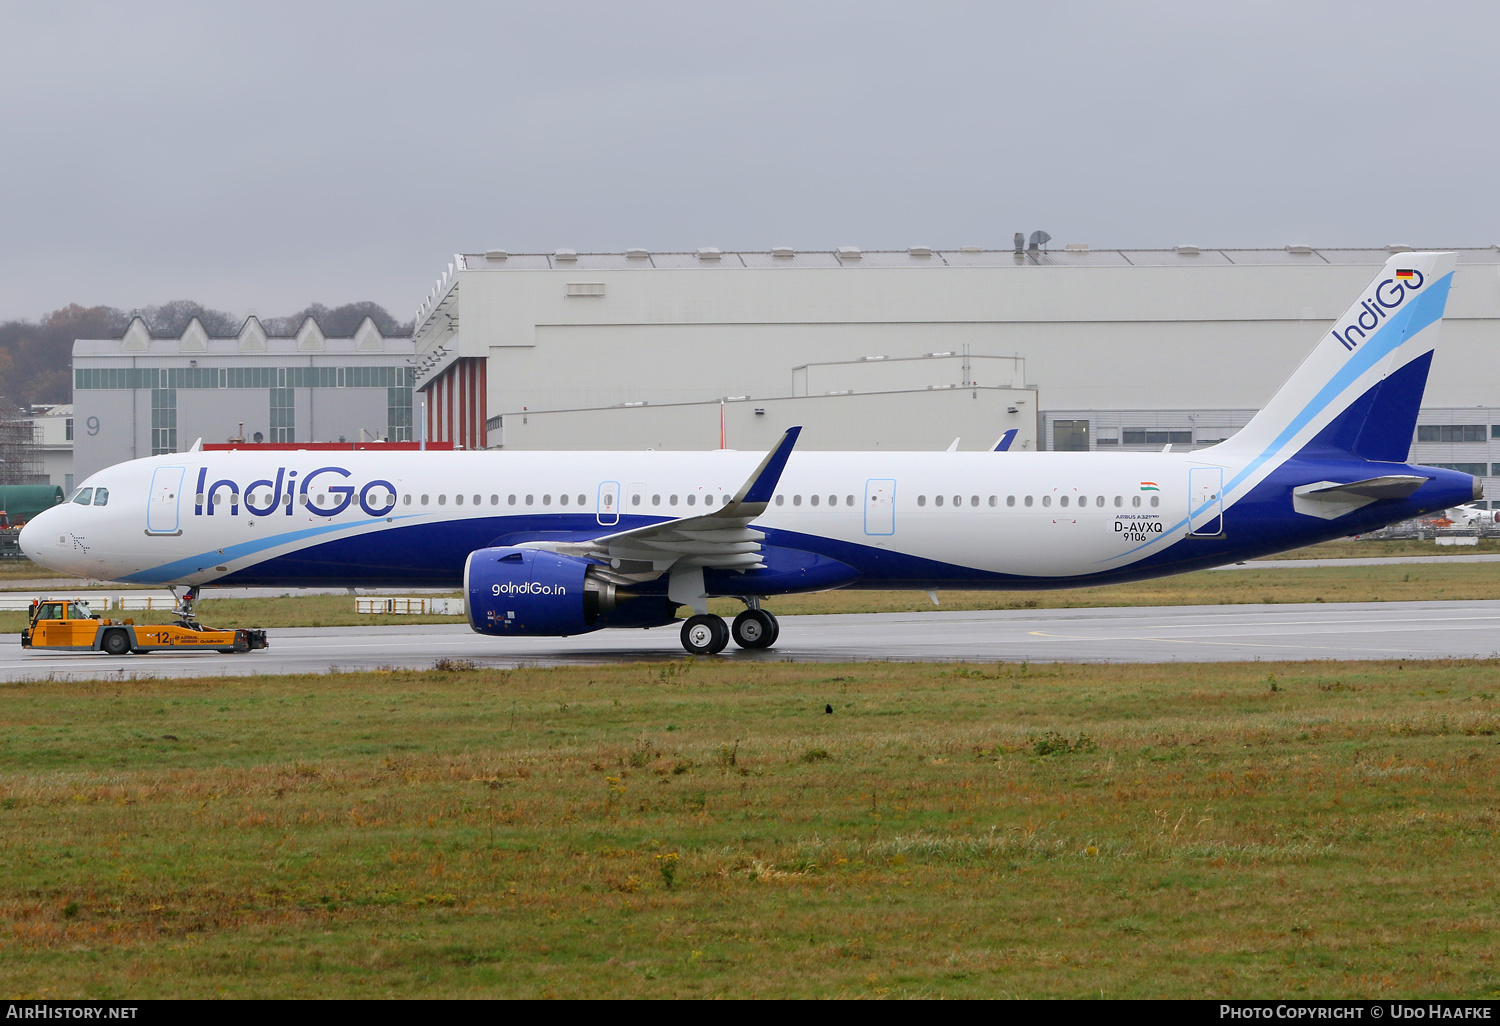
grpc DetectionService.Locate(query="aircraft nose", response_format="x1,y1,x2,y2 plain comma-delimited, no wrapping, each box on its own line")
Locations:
18,506,58,566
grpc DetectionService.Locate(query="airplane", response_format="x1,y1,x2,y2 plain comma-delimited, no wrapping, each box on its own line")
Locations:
21,252,1481,655
1428,503,1497,528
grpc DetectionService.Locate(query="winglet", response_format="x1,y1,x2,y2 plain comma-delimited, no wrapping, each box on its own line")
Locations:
723,426,801,511
992,429,1018,452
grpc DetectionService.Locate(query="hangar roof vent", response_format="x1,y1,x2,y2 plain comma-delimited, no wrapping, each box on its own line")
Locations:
553,249,577,261
959,246,982,253
1386,243,1413,253
626,248,650,259
909,246,932,257
1286,245,1314,255
1175,245,1200,255
772,246,795,258
697,247,722,260
484,249,507,261
837,246,861,261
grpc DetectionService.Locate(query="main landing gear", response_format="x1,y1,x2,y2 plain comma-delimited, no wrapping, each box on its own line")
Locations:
679,606,780,655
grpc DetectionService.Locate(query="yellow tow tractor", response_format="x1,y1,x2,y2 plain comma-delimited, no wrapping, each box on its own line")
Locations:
20,590,268,656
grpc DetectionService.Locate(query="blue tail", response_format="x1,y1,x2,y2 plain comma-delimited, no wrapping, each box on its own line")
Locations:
1299,349,1433,463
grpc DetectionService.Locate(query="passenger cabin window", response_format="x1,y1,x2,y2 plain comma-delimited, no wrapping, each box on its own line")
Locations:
578,494,586,506
792,495,802,506
438,495,447,505
559,494,569,505
828,495,836,506
72,488,93,505
1042,496,1051,507
93,488,108,506
1005,496,1014,507
473,494,480,505
525,494,534,505
1114,496,1122,507
1024,496,1033,507
774,495,783,506
421,494,430,505
810,495,819,506
543,494,552,505
653,494,662,506
1150,495,1160,507
630,494,640,506
670,495,678,506
455,494,464,505
1060,495,1069,507
917,495,926,507
508,494,516,505
1132,495,1141,508
491,495,499,505
687,494,696,506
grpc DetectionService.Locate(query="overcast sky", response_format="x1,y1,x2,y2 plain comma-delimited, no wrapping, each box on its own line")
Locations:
1,0,1496,323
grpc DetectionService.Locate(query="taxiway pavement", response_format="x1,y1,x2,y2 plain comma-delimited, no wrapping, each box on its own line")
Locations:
5,600,1500,680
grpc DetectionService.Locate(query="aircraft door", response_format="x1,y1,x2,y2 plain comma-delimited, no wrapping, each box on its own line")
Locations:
864,479,896,535
597,480,620,526
146,465,186,536
1188,467,1224,537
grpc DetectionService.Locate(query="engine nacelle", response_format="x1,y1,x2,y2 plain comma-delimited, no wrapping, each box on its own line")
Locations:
464,547,605,636
464,546,677,637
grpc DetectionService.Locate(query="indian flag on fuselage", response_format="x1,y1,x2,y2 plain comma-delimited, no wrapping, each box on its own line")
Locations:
1140,482,1159,491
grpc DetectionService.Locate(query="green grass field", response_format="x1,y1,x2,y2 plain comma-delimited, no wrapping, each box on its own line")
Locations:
1,659,1496,998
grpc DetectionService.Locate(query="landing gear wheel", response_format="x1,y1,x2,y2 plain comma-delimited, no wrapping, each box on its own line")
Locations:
681,614,729,655
101,630,131,656
732,609,778,650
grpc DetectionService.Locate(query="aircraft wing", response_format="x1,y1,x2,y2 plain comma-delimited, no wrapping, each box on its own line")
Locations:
517,427,802,586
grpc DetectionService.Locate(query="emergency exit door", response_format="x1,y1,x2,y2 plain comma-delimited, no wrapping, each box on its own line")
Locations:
864,479,896,535
1188,467,1224,537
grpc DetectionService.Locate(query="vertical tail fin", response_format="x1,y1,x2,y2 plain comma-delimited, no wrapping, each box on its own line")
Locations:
1215,252,1455,492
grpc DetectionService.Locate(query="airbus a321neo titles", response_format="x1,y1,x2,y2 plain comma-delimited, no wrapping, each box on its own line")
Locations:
22,253,1480,655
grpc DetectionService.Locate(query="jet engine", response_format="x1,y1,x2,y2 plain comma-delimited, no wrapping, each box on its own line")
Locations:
463,546,675,636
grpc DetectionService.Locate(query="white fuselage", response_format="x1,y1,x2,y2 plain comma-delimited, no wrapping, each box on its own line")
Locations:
26,448,1195,587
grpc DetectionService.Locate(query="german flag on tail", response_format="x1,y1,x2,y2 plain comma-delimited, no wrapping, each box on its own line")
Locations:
1396,268,1415,281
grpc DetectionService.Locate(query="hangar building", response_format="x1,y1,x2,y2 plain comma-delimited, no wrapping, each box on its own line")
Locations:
72,316,415,480
408,244,1500,499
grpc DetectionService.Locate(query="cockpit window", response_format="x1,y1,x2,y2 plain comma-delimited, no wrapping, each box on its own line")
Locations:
93,488,109,506
72,488,93,505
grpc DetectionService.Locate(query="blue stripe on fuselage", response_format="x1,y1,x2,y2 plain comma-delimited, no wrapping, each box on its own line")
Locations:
191,459,1473,593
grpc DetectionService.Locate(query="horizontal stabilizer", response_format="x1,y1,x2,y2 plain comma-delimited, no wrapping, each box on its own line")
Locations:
1292,475,1427,520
